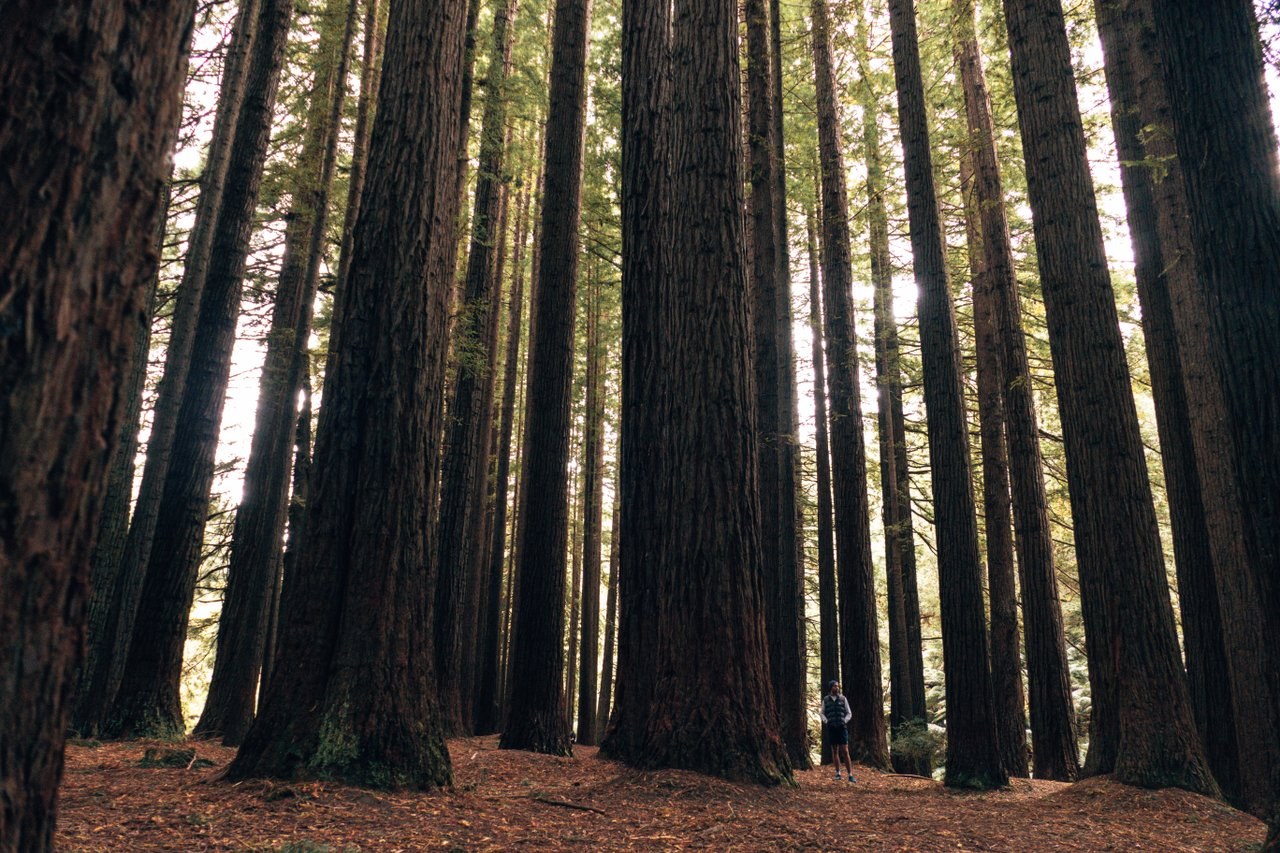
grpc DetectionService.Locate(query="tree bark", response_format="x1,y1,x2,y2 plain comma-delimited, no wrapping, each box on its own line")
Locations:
952,0,1077,782
106,0,295,739
747,0,809,772
959,149,1030,779
1149,0,1280,825
226,0,468,788
576,276,605,745
435,0,519,736
1001,0,1215,794
73,0,261,736
806,209,840,769
887,0,1006,790
594,488,621,743
196,0,357,747
808,0,890,770
0,1,192,845
500,0,592,756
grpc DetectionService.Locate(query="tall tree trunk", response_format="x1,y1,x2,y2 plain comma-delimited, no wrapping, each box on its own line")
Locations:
0,1,192,845
196,0,358,747
1001,0,1215,794
600,0,669,766
767,1,809,773
806,209,840,769
1149,0,1280,828
436,0,519,736
887,0,1006,789
227,0,468,788
605,0,792,785
952,0,1077,782
501,0,592,756
576,277,605,745
851,0,928,733
73,0,260,735
809,0,890,770
594,488,621,742
959,150,1029,780
566,443,583,716
476,177,532,736
105,0,295,739
850,0,927,768
454,0,483,206
265,379,312,692
747,0,809,772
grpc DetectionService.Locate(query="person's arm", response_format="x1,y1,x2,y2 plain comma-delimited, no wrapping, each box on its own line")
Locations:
842,696,852,724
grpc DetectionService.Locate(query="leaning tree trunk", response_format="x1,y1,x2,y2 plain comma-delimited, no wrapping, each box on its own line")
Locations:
226,0,469,788
72,0,260,736
887,0,1006,790
807,210,840,769
436,0,519,736
196,0,357,747
1094,0,1263,810
747,0,809,771
1001,0,1216,794
952,0,1078,782
501,0,592,756
1149,0,1280,827
0,1,192,846
105,0,295,740
809,0,890,771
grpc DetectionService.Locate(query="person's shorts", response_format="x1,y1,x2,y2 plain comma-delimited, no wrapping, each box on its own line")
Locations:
827,723,849,746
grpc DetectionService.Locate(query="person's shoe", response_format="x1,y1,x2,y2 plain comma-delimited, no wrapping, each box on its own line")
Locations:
847,775,857,783
834,772,841,780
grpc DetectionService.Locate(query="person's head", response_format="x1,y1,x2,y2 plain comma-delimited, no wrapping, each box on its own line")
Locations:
827,679,839,695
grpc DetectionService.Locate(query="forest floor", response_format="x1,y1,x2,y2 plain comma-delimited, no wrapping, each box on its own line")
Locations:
56,736,1265,851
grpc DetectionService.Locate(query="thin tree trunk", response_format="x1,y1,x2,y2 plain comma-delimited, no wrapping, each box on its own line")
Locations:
73,0,260,735
265,379,311,692
951,0,1078,782
959,149,1029,779
887,0,1006,789
809,0,890,770
196,0,357,747
0,0,192,845
227,0,468,788
476,175,531,736
594,488,621,742
1001,0,1215,794
107,0,295,739
576,276,605,745
807,209,840,769
501,0,592,756
1149,0,1280,825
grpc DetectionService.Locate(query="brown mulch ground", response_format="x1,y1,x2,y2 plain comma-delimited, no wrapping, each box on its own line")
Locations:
55,737,1266,851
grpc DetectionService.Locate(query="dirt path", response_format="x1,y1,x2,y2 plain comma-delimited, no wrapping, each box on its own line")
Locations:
55,737,1264,850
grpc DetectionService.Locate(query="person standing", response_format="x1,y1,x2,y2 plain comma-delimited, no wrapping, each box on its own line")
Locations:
823,680,856,782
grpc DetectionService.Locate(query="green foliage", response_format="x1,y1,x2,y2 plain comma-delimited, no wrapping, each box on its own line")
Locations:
890,718,943,775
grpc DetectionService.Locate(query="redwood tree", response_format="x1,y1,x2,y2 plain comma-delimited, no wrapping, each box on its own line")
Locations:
887,0,1006,789
0,0,192,846
809,0,890,770
501,0,593,756
1001,0,1215,793
226,0,468,787
1150,0,1280,830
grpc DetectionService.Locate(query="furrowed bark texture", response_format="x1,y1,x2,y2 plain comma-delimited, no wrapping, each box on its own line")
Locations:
1001,0,1215,794
888,0,1006,790
501,0,592,757
226,0,467,788
809,0,890,770
1150,0,1280,826
0,2,193,846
